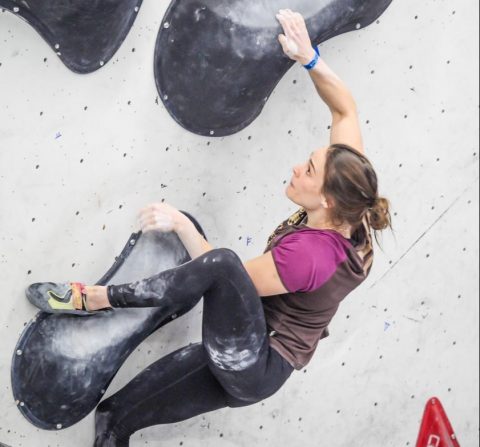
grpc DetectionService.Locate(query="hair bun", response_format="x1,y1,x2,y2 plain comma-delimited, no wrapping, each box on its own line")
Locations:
368,197,392,231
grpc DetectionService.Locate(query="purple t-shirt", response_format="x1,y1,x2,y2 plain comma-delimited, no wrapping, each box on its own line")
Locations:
271,228,351,293
263,212,374,370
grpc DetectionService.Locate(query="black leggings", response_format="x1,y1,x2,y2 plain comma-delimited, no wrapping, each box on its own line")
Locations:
94,248,294,446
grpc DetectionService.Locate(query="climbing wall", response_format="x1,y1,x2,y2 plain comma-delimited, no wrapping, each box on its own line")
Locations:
0,0,478,445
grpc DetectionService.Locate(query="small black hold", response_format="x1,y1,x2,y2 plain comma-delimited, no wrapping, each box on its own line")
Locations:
132,48,136,52
27,270,32,275
35,165,40,169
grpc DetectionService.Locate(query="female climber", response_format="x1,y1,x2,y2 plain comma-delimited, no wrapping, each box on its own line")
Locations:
27,9,392,446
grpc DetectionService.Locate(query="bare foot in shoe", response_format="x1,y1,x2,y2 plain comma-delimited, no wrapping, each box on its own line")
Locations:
83,286,112,311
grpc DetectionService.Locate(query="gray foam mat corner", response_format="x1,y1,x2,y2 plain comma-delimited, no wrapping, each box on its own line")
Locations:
11,212,205,430
155,0,393,136
0,0,143,73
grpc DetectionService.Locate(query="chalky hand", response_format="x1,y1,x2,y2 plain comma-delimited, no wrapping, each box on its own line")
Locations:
276,9,316,65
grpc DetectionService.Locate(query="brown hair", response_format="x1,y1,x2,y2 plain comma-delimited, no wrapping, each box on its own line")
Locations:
322,144,393,246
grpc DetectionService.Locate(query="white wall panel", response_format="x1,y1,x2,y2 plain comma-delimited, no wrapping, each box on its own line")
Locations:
0,0,478,445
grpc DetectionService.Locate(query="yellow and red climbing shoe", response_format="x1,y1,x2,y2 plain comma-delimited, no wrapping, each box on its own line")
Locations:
26,282,95,316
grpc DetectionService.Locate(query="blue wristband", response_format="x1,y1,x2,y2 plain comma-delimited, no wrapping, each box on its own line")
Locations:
303,46,320,70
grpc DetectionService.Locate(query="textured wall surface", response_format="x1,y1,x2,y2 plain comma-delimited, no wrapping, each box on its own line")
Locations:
0,0,478,446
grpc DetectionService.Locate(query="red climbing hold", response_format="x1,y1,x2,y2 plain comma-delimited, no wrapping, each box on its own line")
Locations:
416,397,460,447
